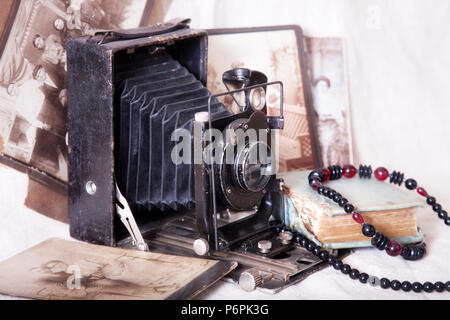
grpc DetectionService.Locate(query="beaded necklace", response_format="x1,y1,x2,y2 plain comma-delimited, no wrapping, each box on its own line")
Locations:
286,164,450,293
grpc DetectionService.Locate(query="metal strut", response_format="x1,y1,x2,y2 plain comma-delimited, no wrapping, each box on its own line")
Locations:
115,182,149,251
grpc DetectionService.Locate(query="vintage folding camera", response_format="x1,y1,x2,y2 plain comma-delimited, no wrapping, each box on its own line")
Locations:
66,18,330,293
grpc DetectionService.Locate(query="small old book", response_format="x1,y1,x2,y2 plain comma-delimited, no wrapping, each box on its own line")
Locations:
277,170,424,249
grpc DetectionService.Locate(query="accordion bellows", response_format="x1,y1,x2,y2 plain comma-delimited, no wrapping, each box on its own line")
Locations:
277,170,425,249
116,49,231,211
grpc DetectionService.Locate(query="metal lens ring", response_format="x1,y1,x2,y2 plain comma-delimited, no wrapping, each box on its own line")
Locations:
249,87,266,111
234,141,272,192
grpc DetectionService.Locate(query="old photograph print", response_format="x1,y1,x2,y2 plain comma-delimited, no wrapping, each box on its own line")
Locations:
207,27,320,173
0,0,148,182
305,37,353,167
0,238,236,300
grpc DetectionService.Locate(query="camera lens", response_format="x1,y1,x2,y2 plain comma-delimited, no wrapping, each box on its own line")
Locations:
235,142,272,192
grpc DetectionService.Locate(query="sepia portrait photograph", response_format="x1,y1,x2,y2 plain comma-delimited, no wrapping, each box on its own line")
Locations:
305,37,354,167
0,238,232,300
0,0,150,182
206,26,321,173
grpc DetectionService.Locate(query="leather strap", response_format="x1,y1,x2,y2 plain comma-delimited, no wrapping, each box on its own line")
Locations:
93,18,191,43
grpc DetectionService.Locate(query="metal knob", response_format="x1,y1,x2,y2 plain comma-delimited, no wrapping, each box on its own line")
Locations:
279,231,293,245
194,111,209,122
193,238,209,256
239,269,263,292
257,240,272,254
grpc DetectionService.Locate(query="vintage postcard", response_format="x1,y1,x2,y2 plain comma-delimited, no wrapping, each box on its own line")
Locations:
0,238,236,300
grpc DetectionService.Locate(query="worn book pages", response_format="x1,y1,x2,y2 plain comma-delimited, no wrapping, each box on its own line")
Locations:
0,238,237,300
278,170,424,249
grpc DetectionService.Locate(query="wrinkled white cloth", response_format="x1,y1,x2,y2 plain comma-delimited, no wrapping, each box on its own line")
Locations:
0,165,448,300
1,0,450,300
164,0,450,299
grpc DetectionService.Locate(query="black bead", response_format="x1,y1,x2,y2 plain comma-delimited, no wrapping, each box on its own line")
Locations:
344,203,354,213
432,203,442,212
423,282,435,293
390,280,401,291
308,170,324,184
338,198,348,207
412,282,423,293
404,179,417,190
362,223,376,237
401,243,426,260
359,165,372,179
332,193,342,203
341,264,351,274
426,196,436,205
359,273,369,284
349,269,360,279
327,256,336,265
445,217,450,226
380,278,390,289
445,281,450,292
389,171,404,186
435,282,445,292
327,189,335,199
319,251,329,261
309,178,321,188
438,210,448,220
306,242,315,252
401,281,412,292
317,186,324,194
333,261,343,270
328,165,343,180
300,238,309,248
294,234,304,244
313,247,321,256
371,232,390,250
322,188,329,197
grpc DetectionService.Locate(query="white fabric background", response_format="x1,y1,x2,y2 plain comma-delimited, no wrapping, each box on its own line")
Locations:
167,0,450,299
0,0,449,300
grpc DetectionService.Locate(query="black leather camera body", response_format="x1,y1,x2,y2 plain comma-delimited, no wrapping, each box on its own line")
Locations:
67,19,326,292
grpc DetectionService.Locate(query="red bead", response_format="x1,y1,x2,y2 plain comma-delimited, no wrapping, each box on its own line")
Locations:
322,169,331,182
311,180,322,191
374,167,389,181
352,212,364,224
343,165,357,178
417,187,428,197
386,241,402,256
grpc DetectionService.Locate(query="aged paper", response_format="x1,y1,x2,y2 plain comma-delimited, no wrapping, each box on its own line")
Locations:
0,238,235,300
304,37,353,167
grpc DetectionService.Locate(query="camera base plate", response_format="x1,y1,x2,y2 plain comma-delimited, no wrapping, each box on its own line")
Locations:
118,216,350,293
